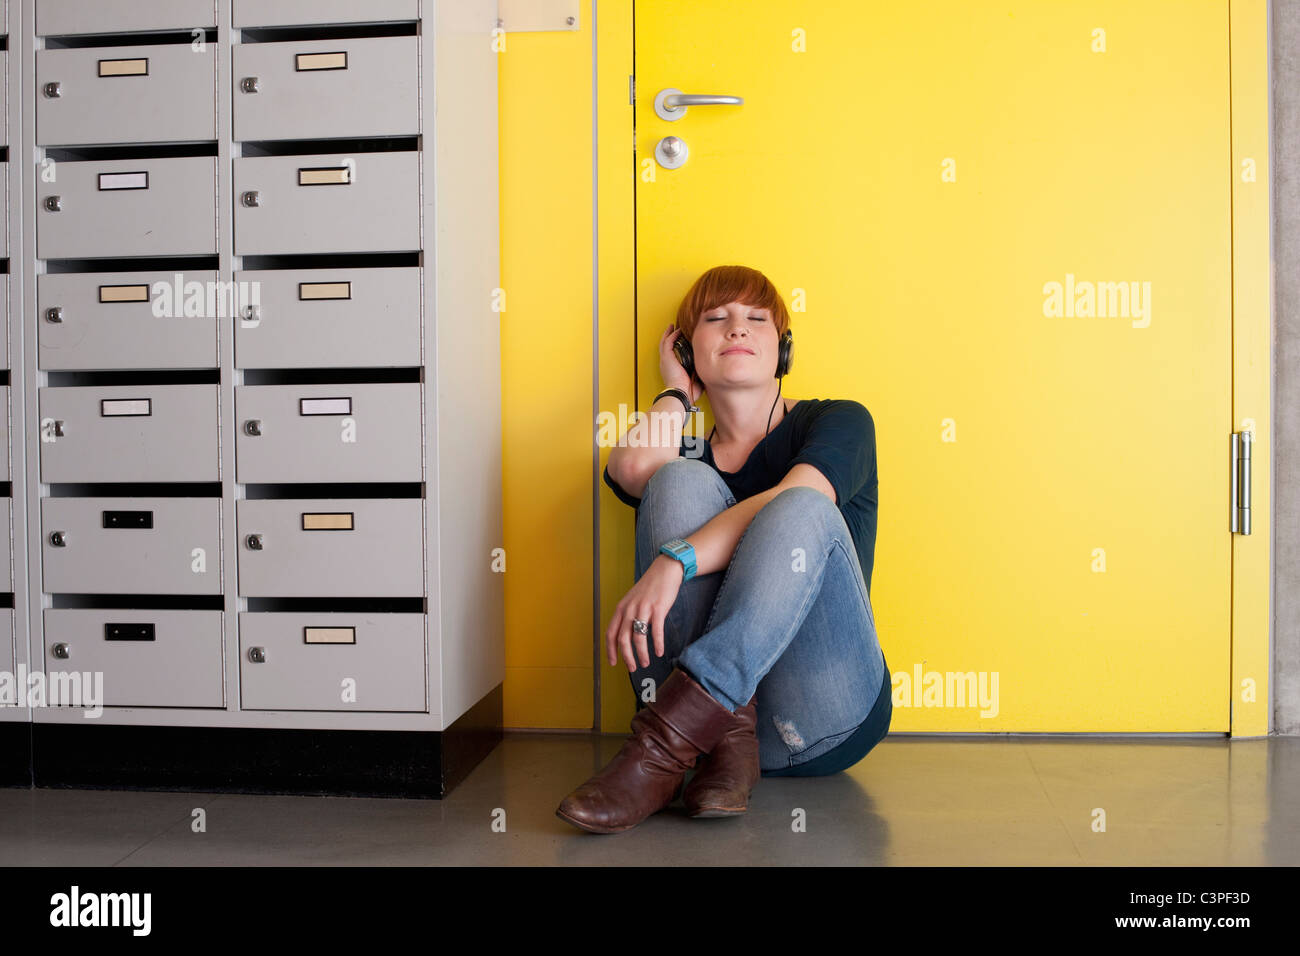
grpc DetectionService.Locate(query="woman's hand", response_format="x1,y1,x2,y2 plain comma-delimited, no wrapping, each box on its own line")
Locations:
607,554,686,672
660,324,703,404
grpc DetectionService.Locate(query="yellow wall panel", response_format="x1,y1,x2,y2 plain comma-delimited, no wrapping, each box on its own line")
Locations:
499,1,1271,734
498,2,595,725
505,666,593,729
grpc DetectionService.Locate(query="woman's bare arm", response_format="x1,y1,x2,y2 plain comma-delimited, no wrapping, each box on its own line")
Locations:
612,462,837,670
606,394,691,500
655,463,837,578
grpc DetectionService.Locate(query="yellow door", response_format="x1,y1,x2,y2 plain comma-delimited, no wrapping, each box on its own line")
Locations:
627,0,1232,731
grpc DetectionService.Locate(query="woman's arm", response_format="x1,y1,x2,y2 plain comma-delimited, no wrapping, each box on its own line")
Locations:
612,462,836,669
606,393,691,500
656,463,836,579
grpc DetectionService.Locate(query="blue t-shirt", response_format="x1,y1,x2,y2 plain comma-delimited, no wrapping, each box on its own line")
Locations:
602,398,878,594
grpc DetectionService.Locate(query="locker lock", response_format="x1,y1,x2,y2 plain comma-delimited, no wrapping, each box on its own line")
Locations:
44,196,62,212
241,191,261,207
244,419,263,436
48,531,67,547
45,307,64,324
246,534,264,550
51,643,70,660
242,305,260,323
52,420,66,438
43,81,62,98
240,76,260,93
248,647,267,663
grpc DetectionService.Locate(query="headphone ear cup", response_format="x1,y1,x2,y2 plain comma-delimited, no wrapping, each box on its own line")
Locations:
776,330,793,377
673,335,695,381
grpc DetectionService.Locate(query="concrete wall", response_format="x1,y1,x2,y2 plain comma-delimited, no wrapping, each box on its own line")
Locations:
1271,0,1298,734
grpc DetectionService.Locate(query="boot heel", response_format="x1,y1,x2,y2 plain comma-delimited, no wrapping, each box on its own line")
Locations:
683,695,760,817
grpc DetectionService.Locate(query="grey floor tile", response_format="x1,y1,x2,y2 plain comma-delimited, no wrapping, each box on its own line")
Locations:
1,732,1296,866
0,788,208,866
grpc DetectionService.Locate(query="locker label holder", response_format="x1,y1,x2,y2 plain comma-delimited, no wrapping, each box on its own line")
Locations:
296,52,348,72
100,398,152,417
301,513,355,531
299,397,352,416
304,626,356,644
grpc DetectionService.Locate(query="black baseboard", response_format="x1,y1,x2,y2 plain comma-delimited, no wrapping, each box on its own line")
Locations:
0,683,502,799
0,721,33,787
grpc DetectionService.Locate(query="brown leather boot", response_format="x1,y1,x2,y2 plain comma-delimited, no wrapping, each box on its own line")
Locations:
682,695,760,817
556,668,737,834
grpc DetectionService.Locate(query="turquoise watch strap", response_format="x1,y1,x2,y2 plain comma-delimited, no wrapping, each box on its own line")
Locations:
659,538,697,582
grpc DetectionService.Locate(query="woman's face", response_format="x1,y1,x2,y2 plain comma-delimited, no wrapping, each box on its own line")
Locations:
692,300,778,387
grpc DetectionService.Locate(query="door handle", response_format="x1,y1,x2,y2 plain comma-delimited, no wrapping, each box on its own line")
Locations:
654,87,743,121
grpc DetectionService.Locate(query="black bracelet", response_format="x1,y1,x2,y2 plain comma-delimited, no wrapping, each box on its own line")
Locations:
653,387,698,418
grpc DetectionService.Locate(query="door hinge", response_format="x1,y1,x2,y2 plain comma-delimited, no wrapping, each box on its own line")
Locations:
1230,431,1253,534
629,74,635,105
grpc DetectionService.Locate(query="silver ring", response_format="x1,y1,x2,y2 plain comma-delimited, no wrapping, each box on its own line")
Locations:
632,619,649,635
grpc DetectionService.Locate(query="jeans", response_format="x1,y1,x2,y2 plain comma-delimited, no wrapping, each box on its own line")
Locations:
629,457,892,776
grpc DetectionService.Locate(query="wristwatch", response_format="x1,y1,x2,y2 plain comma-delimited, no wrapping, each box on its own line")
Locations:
658,538,697,582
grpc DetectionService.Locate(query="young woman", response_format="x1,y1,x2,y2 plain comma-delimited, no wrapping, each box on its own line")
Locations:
556,264,891,834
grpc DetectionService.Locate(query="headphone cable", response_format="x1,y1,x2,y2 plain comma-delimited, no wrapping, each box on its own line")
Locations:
707,379,783,445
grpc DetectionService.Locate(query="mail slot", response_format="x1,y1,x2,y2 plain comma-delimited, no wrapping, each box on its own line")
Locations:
233,36,418,141
39,385,219,483
232,0,418,27
37,0,216,36
238,611,426,712
233,152,420,255
42,609,224,709
235,383,422,483
41,497,221,595
37,43,216,146
38,270,220,370
236,498,424,597
233,267,421,369
37,156,217,259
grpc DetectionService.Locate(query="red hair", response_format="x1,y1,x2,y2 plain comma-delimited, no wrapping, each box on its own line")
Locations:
675,265,791,343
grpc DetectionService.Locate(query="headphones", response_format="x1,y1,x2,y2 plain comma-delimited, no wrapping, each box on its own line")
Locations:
673,327,794,383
